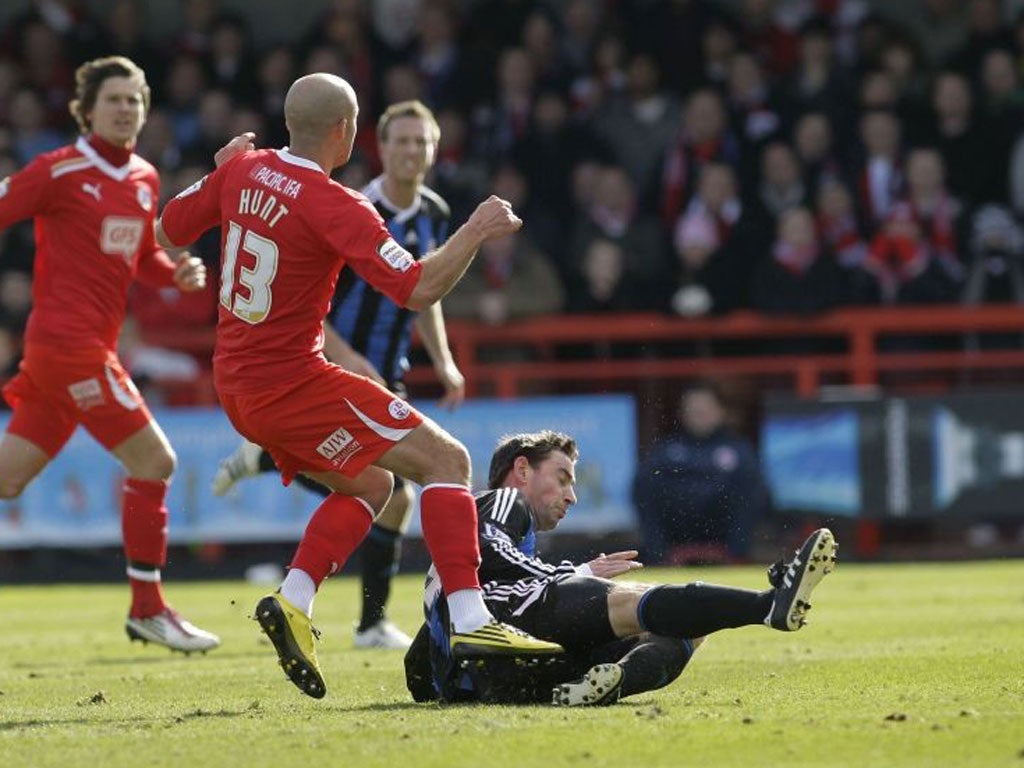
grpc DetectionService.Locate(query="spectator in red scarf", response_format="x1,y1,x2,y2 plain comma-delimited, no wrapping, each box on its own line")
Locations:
752,206,847,315
571,165,670,300
853,109,903,233
670,163,751,316
816,179,867,269
854,149,964,304
660,88,740,227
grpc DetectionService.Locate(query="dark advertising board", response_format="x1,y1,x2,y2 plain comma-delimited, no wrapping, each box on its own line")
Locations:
762,391,1024,519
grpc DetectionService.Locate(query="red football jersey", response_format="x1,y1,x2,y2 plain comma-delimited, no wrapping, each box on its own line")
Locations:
160,148,423,394
0,136,174,350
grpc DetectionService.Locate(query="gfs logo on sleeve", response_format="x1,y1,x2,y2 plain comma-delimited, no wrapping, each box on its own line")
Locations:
377,238,414,272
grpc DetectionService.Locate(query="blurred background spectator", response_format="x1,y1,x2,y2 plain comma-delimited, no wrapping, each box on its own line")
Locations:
632,381,768,565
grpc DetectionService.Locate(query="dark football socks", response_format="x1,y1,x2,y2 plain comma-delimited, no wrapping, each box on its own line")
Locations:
618,635,696,697
637,582,774,639
357,523,402,631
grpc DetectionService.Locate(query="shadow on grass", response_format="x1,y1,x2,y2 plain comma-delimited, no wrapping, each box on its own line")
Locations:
335,701,428,713
0,704,261,732
0,716,155,732
13,650,257,670
84,650,258,665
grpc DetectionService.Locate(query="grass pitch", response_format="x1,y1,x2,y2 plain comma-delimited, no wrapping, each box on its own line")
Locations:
2,560,1022,768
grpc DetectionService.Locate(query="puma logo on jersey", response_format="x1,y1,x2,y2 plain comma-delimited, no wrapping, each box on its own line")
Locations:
82,182,102,201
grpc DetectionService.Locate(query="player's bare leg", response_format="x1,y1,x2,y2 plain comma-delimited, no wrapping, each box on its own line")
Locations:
0,432,50,499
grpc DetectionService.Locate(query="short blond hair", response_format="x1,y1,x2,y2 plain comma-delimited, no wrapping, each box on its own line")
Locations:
376,100,440,144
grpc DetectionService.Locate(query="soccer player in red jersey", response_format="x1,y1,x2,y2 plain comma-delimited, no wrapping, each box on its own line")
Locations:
157,73,561,698
0,57,219,653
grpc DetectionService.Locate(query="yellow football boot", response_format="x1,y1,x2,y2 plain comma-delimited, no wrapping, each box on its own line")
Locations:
254,592,326,698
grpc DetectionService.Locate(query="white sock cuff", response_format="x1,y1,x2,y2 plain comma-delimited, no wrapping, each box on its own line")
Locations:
280,568,317,618
421,483,470,493
353,496,375,518
126,566,161,582
447,588,492,633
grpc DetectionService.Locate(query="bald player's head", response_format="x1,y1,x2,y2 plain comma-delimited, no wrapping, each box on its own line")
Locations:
284,73,358,146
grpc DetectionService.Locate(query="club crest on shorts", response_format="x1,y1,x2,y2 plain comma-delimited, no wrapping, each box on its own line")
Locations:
388,399,411,420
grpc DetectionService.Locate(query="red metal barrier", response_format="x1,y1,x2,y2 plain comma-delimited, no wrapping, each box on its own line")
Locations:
404,306,1024,398
139,304,1024,401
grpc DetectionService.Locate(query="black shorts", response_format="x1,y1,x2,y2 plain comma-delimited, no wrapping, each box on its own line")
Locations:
489,575,619,652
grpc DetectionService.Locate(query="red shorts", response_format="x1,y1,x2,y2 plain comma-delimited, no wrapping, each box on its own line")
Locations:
2,344,152,456
218,362,424,485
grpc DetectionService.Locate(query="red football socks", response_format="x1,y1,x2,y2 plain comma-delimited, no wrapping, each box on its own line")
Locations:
122,477,169,618
419,484,481,595
289,493,374,586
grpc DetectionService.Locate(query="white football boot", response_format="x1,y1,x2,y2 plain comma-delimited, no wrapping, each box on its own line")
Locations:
126,608,221,654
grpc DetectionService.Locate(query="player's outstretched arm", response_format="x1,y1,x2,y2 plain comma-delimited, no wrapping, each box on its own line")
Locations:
582,551,644,579
405,196,521,310
414,303,465,410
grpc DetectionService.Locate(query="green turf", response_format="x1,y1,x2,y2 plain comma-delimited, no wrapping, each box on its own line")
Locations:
2,560,1022,768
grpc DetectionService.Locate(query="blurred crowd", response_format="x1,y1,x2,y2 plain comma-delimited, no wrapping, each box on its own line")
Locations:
3,0,1024,384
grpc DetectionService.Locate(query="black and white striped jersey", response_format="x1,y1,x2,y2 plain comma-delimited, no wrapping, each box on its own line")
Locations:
422,487,582,620
477,488,580,619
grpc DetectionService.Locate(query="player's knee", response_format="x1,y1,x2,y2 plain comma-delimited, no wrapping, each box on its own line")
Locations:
152,447,178,480
607,584,647,636
430,438,470,485
363,471,395,513
376,481,413,527
130,446,177,481
0,476,27,499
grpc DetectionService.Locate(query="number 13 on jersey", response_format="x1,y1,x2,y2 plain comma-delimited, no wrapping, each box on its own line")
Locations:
220,220,279,324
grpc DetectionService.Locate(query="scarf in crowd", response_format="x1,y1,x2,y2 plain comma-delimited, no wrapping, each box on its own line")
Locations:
904,195,958,260
661,134,733,225
864,196,961,301
817,210,866,268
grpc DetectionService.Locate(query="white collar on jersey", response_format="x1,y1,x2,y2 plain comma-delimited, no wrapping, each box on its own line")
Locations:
74,136,134,181
277,147,326,174
365,175,422,224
